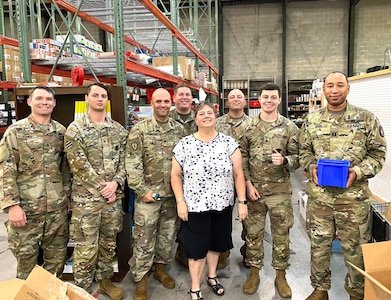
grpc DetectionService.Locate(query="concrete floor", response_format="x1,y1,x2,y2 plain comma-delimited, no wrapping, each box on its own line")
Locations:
0,169,349,299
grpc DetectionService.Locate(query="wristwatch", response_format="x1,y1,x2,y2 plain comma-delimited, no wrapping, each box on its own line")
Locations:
238,200,248,205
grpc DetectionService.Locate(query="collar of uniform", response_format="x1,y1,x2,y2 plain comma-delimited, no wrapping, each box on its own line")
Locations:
169,109,195,123
323,100,357,122
27,114,56,132
83,113,112,128
151,115,177,130
226,113,249,124
254,112,284,127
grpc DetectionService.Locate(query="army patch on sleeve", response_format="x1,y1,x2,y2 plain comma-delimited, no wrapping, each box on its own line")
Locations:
65,128,78,139
379,125,385,137
0,144,9,162
65,140,74,150
128,133,138,140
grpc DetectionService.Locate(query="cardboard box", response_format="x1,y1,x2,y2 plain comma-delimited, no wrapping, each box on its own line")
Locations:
152,56,191,80
0,279,24,300
0,265,96,300
348,241,391,299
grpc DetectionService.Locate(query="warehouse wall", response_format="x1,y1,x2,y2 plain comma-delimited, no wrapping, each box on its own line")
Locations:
222,0,391,85
354,0,391,74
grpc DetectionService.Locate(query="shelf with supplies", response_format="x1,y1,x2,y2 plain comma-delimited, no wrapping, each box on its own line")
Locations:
286,79,313,127
308,79,325,112
222,77,274,117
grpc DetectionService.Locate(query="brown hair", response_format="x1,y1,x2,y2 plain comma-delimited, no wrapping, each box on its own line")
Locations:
174,84,191,95
29,85,55,97
86,82,108,95
194,102,215,117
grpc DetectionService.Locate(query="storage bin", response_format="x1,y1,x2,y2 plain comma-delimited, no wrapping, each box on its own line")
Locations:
317,159,350,188
371,201,391,242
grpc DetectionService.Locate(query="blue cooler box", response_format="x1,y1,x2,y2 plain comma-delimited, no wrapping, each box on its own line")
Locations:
317,159,350,188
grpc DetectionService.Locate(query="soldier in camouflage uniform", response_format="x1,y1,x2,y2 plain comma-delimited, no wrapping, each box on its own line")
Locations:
169,84,197,134
0,86,70,279
300,72,387,300
236,83,300,298
126,88,186,300
64,82,128,300
216,88,250,268
169,84,197,267
216,88,249,137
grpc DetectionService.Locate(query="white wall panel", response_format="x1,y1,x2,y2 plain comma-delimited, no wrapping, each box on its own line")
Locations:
349,71,391,202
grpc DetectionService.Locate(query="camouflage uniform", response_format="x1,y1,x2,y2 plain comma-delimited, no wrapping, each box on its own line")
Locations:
215,113,250,137
169,109,197,249
236,113,300,270
169,109,197,135
126,116,185,282
216,112,249,240
64,114,128,291
299,102,387,299
0,115,70,279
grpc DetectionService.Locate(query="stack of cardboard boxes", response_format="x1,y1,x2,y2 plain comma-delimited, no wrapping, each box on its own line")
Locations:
2,45,22,83
56,34,103,58
152,56,195,81
29,38,65,60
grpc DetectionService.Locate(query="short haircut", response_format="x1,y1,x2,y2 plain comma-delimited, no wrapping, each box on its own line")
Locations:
194,102,215,117
29,85,55,97
260,83,281,97
324,71,349,83
86,82,108,95
174,84,191,95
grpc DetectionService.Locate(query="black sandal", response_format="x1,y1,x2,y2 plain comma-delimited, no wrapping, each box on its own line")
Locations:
189,289,204,300
207,276,225,296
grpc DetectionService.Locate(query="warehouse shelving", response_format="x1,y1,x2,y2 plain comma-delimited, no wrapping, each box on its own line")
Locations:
1,0,220,130
222,77,274,117
2,0,218,92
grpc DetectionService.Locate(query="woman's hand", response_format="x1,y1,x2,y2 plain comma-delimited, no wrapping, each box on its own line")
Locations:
177,201,188,221
237,203,248,221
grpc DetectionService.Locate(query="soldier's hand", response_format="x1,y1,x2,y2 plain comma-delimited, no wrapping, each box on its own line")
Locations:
9,205,27,227
271,149,284,166
246,181,260,201
177,201,188,221
142,191,156,203
346,168,357,187
107,193,117,204
312,165,319,185
100,181,118,199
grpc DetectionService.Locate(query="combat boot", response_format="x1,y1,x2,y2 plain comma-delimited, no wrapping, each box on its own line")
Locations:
305,289,329,300
175,243,188,268
134,274,148,300
275,270,292,298
243,266,260,294
153,263,175,289
98,278,124,300
217,250,230,269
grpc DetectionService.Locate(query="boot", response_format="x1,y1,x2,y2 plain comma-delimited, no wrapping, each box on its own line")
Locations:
243,266,260,295
134,274,148,300
98,278,124,300
305,289,329,300
153,263,175,289
275,270,292,298
240,243,249,268
350,297,363,300
175,243,188,268
217,250,230,269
